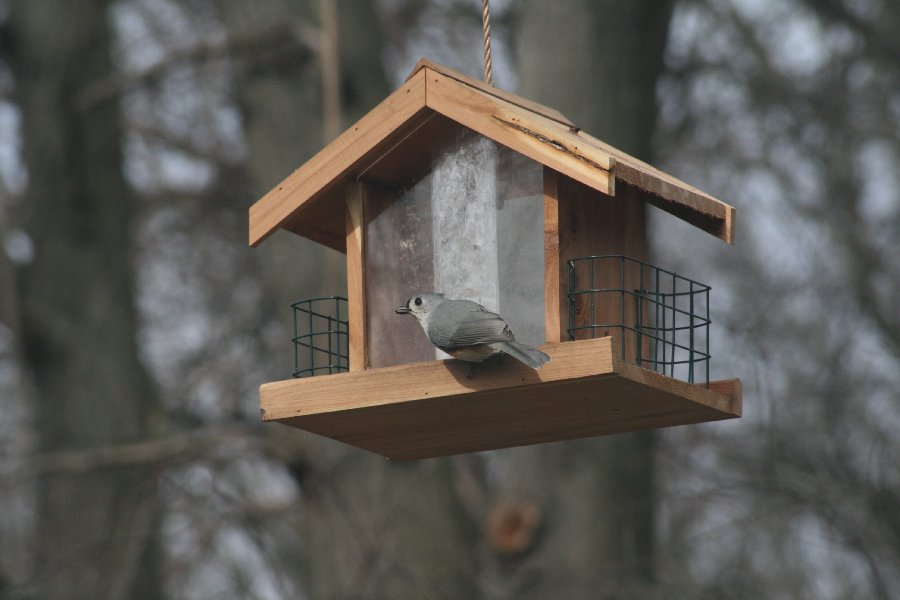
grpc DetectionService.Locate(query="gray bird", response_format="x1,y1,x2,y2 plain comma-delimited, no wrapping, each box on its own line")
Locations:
396,293,550,370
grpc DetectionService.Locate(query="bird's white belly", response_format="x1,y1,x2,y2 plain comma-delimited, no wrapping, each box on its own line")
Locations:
445,344,500,363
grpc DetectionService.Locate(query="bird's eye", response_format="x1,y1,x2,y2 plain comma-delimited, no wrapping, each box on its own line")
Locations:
414,297,423,306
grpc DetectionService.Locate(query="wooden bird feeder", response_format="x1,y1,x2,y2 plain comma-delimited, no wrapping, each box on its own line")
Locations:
249,60,742,460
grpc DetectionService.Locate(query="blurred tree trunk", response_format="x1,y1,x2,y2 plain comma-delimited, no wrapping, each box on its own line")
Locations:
216,0,393,306
9,1,163,598
513,1,674,596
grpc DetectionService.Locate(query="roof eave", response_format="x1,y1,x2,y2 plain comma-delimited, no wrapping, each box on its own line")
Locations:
249,68,430,248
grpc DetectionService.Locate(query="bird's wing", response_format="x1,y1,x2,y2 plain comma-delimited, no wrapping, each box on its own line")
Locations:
430,301,514,350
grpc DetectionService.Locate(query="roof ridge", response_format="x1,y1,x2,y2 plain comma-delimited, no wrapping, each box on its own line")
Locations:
407,58,575,128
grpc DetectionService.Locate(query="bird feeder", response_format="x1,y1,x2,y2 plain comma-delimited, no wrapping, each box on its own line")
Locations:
249,60,741,460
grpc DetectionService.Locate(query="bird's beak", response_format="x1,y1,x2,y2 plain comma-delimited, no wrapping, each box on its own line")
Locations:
395,305,410,315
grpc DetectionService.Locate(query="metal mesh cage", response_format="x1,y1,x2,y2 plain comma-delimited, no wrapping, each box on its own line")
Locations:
292,296,349,378
567,255,710,384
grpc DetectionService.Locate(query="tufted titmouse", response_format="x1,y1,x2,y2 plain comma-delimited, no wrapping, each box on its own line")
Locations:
396,293,550,370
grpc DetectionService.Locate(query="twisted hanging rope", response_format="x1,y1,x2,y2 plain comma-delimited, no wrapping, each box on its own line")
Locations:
481,0,493,86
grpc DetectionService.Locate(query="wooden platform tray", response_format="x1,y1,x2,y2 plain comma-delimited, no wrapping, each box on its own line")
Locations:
260,337,741,460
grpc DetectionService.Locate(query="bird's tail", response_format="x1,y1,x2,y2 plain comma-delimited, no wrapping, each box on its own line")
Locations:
493,341,550,369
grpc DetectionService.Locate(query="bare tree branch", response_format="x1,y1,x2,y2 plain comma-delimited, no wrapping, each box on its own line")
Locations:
0,424,264,481
76,20,321,112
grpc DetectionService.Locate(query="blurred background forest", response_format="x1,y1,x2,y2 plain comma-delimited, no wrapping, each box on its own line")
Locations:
0,0,898,598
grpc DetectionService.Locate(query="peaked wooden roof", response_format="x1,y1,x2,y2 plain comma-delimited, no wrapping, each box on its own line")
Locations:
249,59,735,250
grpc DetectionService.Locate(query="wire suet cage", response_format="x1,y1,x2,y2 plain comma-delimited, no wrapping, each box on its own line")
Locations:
292,296,349,378
567,255,710,384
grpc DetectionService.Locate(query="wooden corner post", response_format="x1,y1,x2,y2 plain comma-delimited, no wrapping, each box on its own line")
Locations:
345,181,368,371
543,166,563,343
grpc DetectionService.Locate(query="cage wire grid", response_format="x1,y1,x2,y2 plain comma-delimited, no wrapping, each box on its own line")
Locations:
567,255,710,385
292,296,349,378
